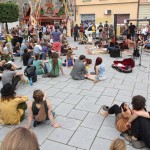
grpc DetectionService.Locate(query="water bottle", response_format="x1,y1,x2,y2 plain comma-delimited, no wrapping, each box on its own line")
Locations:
29,77,33,86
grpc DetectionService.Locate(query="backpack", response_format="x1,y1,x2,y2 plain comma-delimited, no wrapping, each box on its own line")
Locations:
24,66,37,82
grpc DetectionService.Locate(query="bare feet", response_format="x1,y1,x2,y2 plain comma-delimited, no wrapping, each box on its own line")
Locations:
100,110,109,117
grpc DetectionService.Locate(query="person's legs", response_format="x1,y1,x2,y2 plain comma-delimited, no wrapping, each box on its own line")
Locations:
87,74,96,81
17,102,27,122
12,75,21,90
108,104,121,116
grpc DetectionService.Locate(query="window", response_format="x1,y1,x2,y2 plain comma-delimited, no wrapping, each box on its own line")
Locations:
80,14,95,27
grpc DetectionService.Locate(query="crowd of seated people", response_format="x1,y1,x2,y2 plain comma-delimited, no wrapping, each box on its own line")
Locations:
0,22,150,150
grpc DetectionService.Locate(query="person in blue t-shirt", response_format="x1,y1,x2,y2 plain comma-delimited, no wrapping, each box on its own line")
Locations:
87,57,106,82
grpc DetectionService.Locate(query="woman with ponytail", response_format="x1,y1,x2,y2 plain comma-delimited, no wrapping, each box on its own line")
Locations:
47,52,65,77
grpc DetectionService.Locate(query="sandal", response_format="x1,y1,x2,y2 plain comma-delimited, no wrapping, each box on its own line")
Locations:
102,105,109,111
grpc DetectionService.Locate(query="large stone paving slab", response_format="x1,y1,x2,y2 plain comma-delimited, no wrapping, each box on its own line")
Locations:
41,140,76,150
68,127,97,150
90,137,112,150
48,128,74,144
81,112,104,130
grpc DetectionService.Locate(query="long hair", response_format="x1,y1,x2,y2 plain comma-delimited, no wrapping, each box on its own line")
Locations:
94,57,102,71
1,127,40,150
51,52,58,75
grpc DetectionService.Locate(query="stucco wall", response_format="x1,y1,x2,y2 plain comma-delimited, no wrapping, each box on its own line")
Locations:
75,2,138,24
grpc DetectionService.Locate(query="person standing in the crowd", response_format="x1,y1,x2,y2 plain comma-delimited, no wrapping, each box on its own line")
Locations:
79,23,84,41
141,25,148,41
104,21,109,39
129,23,136,40
109,24,114,38
51,26,62,57
74,24,79,41
98,22,103,40
122,23,129,36
92,23,96,40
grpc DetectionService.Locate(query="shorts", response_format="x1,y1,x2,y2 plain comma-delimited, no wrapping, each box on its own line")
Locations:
53,42,62,51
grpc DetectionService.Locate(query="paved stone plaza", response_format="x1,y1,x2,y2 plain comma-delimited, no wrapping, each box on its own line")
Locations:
0,38,150,150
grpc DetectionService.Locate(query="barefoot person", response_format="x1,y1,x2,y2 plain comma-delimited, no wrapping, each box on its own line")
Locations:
87,57,106,82
100,102,132,132
26,90,60,128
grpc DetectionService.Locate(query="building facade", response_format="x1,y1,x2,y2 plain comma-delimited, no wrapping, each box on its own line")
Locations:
139,0,150,25
75,0,139,26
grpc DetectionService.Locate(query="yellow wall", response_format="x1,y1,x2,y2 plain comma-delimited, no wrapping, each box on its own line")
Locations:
75,1,138,25
76,0,138,5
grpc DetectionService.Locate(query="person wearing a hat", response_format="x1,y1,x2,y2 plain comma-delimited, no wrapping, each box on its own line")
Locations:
0,83,28,125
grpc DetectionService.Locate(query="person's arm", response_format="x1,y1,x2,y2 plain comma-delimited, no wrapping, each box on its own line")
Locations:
26,102,33,129
60,66,65,75
15,71,23,76
126,110,150,128
15,96,28,103
82,64,88,75
66,58,68,67
46,99,60,128
95,66,99,75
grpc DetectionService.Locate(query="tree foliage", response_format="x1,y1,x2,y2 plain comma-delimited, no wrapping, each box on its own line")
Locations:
0,1,19,23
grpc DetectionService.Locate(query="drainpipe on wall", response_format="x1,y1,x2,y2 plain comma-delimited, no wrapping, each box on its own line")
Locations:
137,0,140,26
74,0,76,22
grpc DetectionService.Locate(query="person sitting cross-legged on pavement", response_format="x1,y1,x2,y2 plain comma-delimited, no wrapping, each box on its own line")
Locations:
70,55,88,80
25,89,60,128
2,63,27,90
0,83,28,125
87,57,106,82
44,52,65,77
33,53,45,75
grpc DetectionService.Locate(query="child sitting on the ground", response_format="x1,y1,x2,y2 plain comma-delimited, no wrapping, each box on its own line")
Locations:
26,90,60,128
63,50,75,67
